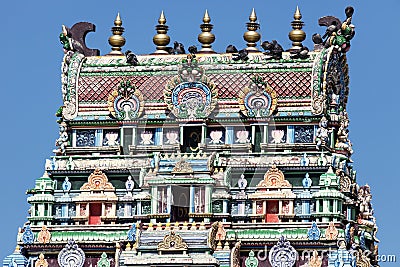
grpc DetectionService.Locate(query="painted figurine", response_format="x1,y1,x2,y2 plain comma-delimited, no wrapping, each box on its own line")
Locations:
335,112,353,155
54,122,68,155
315,117,332,149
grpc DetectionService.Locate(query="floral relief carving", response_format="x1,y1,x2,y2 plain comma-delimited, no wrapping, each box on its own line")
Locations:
80,169,115,191
257,165,291,188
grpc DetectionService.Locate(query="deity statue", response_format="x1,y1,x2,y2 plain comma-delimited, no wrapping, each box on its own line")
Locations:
125,176,134,195
315,117,331,149
62,177,72,194
335,112,353,155
358,185,373,220
54,122,69,155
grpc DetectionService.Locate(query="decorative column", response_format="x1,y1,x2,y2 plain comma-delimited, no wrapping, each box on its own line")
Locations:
330,130,335,148
102,203,106,217
72,130,77,147
222,200,228,222
48,204,53,220
302,200,310,215
201,125,207,145
151,187,157,223
225,127,234,144
205,185,212,222
95,129,103,146
262,201,267,222
189,186,195,222
278,201,282,216
155,128,163,146
180,126,184,146
61,204,68,218
238,201,245,215
251,125,256,146
124,203,132,216
287,125,295,143
346,206,352,221
166,185,172,222
136,201,142,216
263,125,268,143
252,201,257,223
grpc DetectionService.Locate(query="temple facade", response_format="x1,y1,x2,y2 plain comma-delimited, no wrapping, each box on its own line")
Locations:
3,6,380,267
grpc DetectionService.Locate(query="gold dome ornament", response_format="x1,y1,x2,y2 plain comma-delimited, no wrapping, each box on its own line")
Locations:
198,10,215,53
153,11,171,54
243,8,261,52
288,6,306,51
108,13,126,55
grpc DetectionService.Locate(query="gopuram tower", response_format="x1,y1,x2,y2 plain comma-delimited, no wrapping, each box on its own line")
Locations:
3,6,380,267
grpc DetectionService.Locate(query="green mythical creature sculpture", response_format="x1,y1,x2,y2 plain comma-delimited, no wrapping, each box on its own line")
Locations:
59,25,73,51
327,7,355,53
58,22,100,56
313,6,356,53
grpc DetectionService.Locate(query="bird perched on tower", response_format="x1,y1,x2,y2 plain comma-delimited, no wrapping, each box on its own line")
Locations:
226,45,238,53
232,49,248,61
261,40,283,60
188,45,198,55
125,50,138,66
174,41,186,54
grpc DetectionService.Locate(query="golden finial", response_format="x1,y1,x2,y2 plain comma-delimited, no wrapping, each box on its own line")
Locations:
108,13,126,55
153,11,171,54
294,6,302,20
249,8,257,22
203,10,211,23
115,13,122,26
243,8,261,52
198,9,216,53
288,6,306,51
159,10,166,24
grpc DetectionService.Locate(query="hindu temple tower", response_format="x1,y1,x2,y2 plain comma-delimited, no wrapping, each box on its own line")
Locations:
3,6,380,267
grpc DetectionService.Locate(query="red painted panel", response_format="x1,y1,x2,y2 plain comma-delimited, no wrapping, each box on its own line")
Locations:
266,201,279,223
89,203,102,225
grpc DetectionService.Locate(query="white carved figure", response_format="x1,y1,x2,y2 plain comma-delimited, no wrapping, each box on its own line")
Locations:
45,159,53,170
165,131,179,145
104,132,119,146
210,130,223,144
315,117,331,149
125,176,134,196
62,177,72,194
270,129,285,144
238,174,248,190
140,131,154,145
54,122,69,155
236,130,250,143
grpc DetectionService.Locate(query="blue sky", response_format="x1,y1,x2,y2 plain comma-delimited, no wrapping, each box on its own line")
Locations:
1,0,399,262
